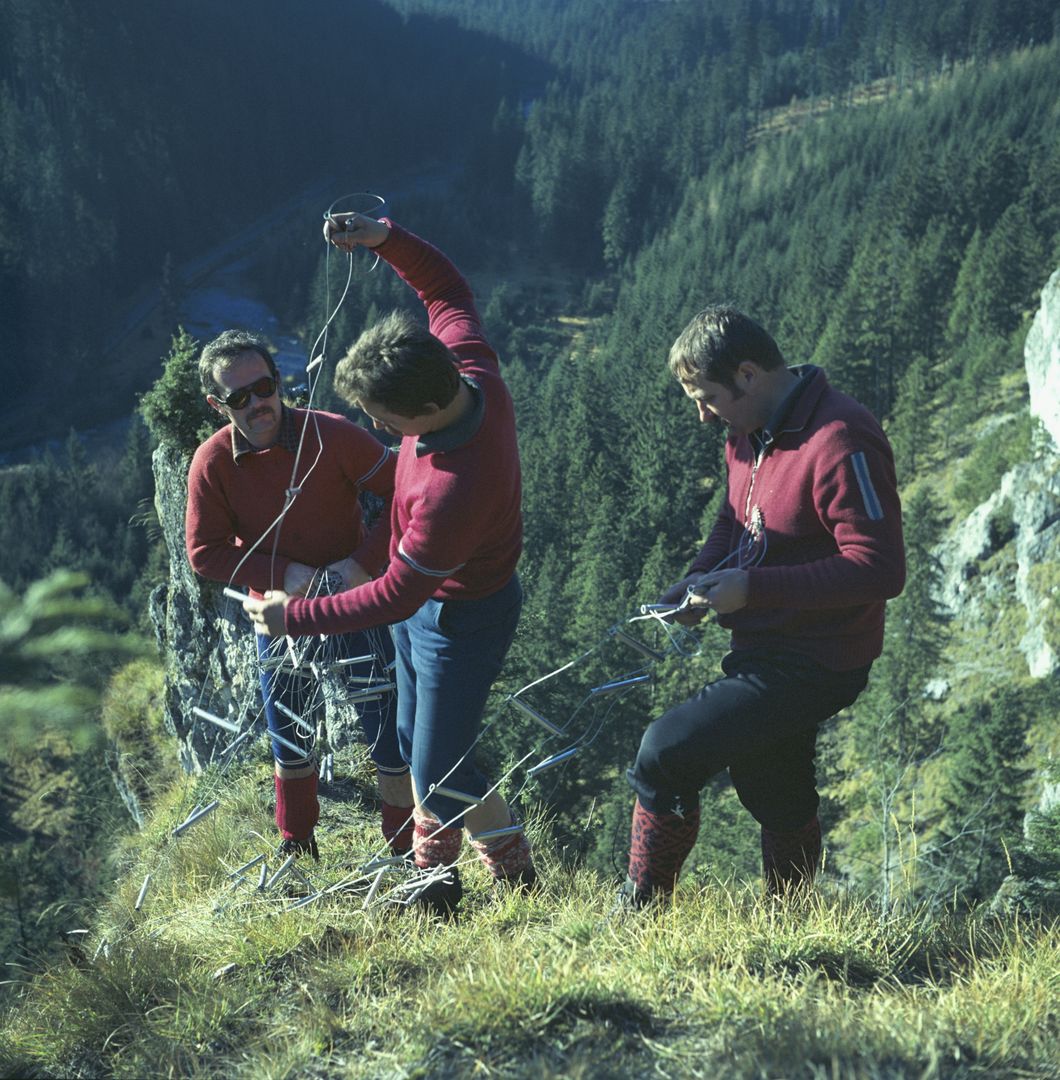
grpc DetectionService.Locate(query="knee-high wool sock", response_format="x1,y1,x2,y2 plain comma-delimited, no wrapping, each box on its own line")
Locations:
274,772,319,842
381,801,415,856
627,798,701,896
761,816,821,894
412,807,462,869
470,828,534,880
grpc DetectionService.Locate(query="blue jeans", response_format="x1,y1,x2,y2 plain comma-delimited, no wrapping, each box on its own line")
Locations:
628,647,870,831
391,575,522,824
257,624,405,773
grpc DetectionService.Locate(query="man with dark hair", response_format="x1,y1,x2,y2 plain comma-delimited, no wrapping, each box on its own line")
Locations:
244,214,534,912
186,329,413,860
335,309,461,416
619,304,905,906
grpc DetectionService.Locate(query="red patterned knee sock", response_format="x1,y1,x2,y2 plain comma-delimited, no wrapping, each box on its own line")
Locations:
470,827,534,881
761,816,821,894
412,807,462,869
627,799,700,897
274,771,319,843
381,801,415,856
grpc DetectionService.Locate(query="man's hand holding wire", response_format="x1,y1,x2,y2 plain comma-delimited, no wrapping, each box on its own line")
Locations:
243,591,290,637
323,211,389,252
686,570,749,616
652,574,709,625
647,569,750,624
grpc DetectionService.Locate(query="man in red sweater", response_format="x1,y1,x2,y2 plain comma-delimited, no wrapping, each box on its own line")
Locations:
244,217,534,911
186,330,413,860
621,306,905,905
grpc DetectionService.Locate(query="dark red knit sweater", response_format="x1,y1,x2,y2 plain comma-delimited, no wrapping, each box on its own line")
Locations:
285,223,522,637
690,366,905,670
185,408,395,595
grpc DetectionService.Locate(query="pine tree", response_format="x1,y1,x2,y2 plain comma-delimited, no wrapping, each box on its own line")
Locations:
846,486,948,909
932,687,1032,903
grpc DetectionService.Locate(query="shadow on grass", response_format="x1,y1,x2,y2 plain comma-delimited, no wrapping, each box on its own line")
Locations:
418,993,660,1078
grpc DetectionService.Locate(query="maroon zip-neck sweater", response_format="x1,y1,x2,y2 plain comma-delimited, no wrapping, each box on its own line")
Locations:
690,365,905,670
285,222,522,637
186,407,395,596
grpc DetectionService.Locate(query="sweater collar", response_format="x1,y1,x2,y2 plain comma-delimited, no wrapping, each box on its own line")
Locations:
232,404,300,461
415,376,484,456
749,365,823,457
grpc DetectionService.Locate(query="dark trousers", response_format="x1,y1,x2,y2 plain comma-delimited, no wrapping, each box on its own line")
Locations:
627,647,870,832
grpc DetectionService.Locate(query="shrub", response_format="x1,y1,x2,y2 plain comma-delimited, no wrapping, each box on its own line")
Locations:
139,329,217,456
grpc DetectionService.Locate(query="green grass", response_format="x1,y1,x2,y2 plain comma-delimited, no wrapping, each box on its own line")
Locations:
1,766,1057,1079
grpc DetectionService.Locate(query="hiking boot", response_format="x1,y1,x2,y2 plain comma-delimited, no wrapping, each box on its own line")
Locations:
413,866,462,917
494,865,539,893
277,834,319,862
607,876,664,919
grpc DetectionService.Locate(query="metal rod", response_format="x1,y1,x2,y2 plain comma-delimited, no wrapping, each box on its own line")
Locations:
469,824,524,842
274,701,312,733
359,855,408,873
507,695,565,735
638,603,679,614
362,868,387,909
228,853,266,878
285,636,302,669
528,747,580,777
268,728,313,762
265,854,296,890
611,628,666,662
430,784,482,806
589,673,652,696
191,707,240,734
219,727,255,759
344,683,395,702
331,654,378,667
173,800,220,836
134,874,151,910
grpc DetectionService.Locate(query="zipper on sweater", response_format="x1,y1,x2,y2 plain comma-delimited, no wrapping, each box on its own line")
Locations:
744,436,771,528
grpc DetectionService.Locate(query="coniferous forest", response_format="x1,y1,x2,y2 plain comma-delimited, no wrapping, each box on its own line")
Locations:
2,2,1060,1074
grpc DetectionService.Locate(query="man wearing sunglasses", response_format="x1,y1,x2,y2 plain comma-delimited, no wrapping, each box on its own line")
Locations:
186,330,414,861
243,216,535,913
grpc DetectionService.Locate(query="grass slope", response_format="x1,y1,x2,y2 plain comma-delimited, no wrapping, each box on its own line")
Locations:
1,761,1057,1079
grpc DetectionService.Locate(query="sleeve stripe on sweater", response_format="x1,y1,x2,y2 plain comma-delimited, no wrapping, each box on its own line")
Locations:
397,539,465,578
850,451,884,521
355,447,395,486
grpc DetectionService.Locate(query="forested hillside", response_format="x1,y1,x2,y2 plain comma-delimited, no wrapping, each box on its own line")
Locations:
261,0,1060,900
2,2,1060,1064
0,0,542,441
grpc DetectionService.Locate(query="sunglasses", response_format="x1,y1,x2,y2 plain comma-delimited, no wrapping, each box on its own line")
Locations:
216,375,277,410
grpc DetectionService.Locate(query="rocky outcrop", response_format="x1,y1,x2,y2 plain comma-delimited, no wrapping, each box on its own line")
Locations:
1026,268,1060,451
932,268,1060,915
934,268,1060,680
150,442,370,774
150,442,260,772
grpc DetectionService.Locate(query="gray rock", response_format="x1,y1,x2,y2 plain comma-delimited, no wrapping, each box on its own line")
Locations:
149,441,374,775
934,268,1060,680
1026,267,1060,451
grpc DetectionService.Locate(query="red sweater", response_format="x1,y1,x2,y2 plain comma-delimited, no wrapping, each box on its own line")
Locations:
185,407,395,596
690,366,905,670
285,223,522,637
